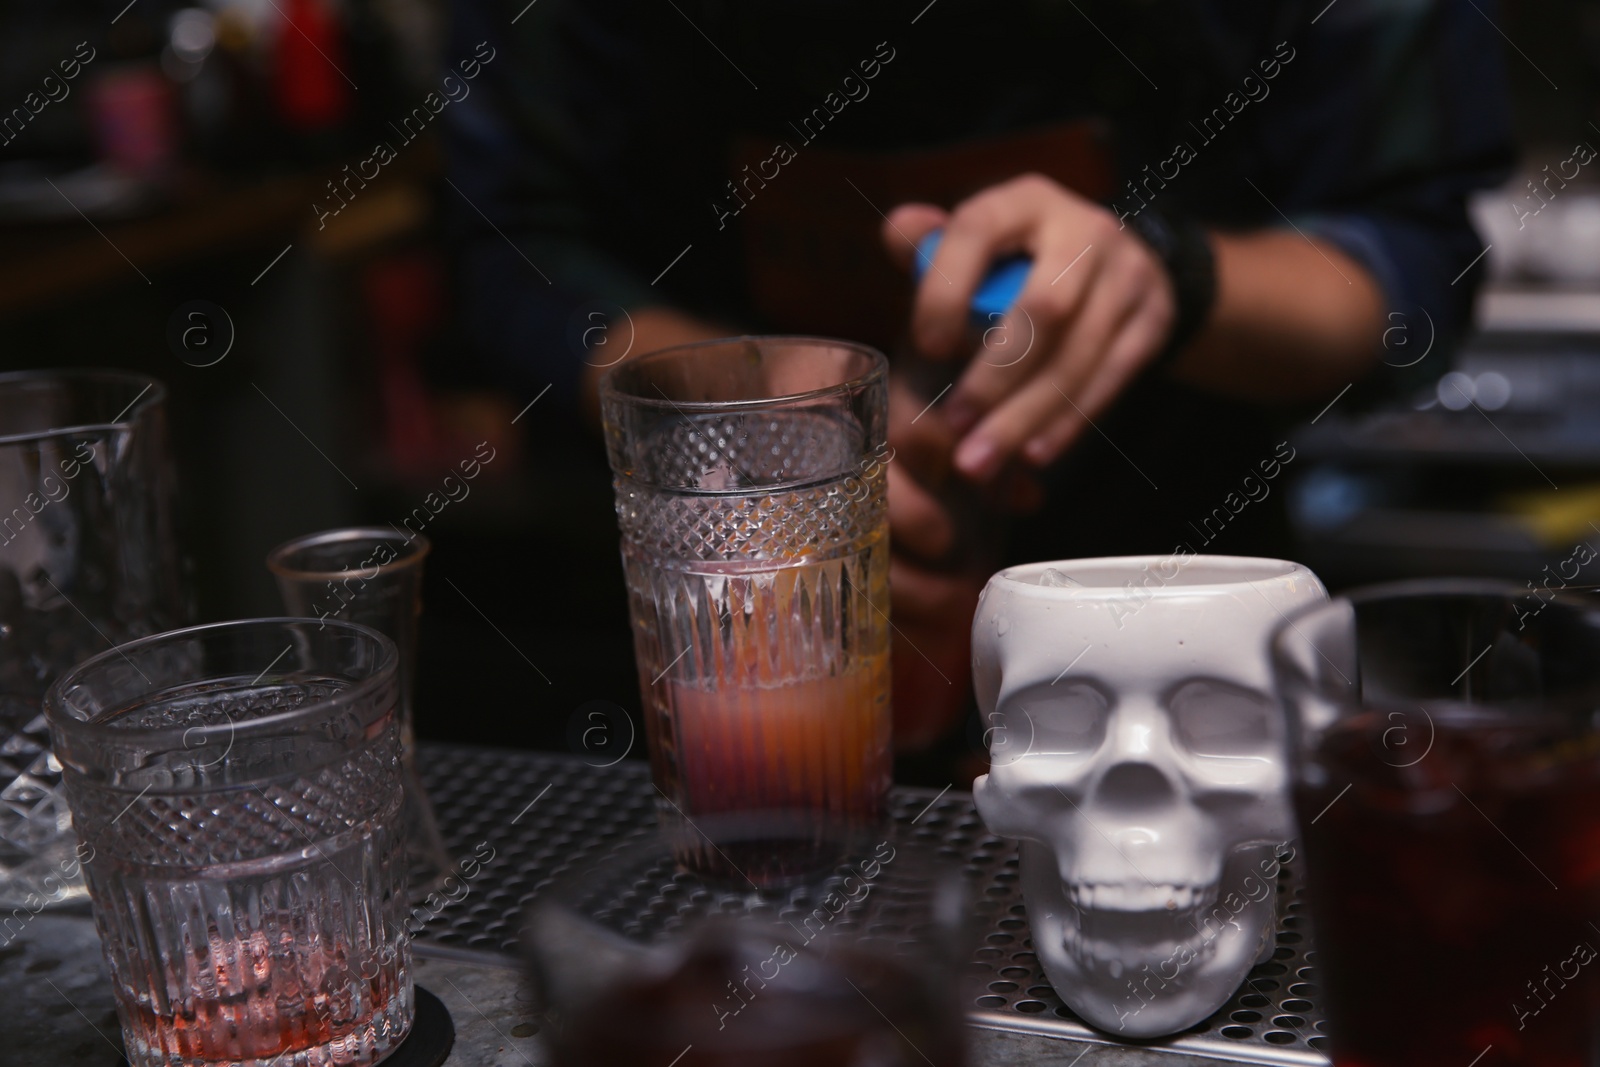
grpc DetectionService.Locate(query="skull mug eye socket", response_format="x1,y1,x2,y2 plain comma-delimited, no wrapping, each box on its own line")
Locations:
994,681,1111,763
1169,680,1278,759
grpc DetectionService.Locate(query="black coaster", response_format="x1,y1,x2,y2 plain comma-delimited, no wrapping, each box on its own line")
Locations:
381,986,454,1067
114,986,454,1067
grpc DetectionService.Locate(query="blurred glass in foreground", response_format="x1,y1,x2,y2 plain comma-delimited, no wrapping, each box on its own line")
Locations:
525,824,968,1067
1273,582,1600,1067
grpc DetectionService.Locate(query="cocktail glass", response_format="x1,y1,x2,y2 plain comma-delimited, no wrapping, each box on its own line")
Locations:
267,527,450,890
45,617,413,1067
600,337,893,885
1272,581,1600,1067
0,369,188,909
524,827,969,1067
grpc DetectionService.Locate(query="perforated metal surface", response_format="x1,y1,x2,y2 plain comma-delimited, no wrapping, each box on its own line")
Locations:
414,743,1329,1066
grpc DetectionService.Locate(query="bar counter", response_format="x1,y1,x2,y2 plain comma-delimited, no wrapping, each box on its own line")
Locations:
11,744,1327,1067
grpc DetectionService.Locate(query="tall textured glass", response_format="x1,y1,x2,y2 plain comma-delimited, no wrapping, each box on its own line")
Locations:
45,618,412,1067
0,369,188,910
601,337,892,885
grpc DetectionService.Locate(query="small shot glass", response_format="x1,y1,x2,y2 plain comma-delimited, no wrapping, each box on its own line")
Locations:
267,527,450,890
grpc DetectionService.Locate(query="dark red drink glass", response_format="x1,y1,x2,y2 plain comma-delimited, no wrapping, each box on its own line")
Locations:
524,829,969,1067
1272,582,1600,1067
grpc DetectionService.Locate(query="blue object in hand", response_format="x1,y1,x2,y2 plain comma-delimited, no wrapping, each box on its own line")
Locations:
913,230,1032,327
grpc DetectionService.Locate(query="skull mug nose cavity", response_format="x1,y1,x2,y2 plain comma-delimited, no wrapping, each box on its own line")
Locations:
1094,761,1177,815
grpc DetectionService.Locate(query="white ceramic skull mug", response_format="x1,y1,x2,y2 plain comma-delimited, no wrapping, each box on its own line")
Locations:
971,556,1326,1037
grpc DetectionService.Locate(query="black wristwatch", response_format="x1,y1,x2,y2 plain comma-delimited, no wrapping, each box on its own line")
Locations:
1126,208,1217,369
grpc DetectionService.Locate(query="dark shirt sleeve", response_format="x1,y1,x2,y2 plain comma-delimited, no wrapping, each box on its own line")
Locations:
447,0,1516,404
1239,0,1516,372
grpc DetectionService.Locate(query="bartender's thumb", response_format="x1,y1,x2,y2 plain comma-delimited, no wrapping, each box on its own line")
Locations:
882,203,948,272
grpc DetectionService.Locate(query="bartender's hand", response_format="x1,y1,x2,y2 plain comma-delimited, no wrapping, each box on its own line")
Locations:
885,373,1042,562
883,174,1178,483
884,373,1038,750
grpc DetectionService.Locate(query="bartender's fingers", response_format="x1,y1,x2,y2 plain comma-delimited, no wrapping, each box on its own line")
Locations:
906,176,1058,361
955,272,1133,481
1020,248,1172,463
888,464,956,563
946,232,1103,443
881,203,948,273
1022,291,1174,465
1033,243,1151,404
890,554,974,623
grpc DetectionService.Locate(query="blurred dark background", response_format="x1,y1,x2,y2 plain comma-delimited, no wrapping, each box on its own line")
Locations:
3,0,1599,768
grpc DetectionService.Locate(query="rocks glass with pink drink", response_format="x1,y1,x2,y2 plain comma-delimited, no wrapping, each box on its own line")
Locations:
45,618,412,1067
601,337,893,885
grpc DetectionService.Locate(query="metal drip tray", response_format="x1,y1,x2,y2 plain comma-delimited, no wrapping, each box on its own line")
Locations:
414,743,1329,1065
